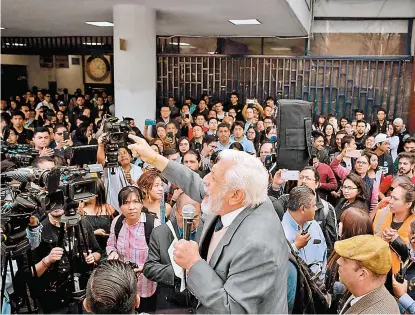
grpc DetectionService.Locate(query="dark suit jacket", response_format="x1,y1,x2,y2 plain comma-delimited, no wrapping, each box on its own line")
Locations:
143,217,203,311
162,161,288,314
344,286,399,314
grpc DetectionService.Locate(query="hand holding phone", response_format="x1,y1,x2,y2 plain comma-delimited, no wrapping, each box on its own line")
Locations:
145,119,157,126
301,222,313,235
281,170,300,181
346,150,361,158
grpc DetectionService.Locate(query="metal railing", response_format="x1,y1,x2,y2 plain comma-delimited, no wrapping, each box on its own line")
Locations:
157,54,412,121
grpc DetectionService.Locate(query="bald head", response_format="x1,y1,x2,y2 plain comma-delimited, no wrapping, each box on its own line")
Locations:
175,193,201,232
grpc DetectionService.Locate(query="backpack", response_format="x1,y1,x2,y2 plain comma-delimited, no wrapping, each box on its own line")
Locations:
321,198,337,230
288,242,330,314
114,211,156,245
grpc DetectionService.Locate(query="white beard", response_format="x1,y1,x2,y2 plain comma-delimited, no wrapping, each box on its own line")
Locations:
201,190,226,216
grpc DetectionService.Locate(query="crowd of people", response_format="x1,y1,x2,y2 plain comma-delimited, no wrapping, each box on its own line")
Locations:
1,87,415,314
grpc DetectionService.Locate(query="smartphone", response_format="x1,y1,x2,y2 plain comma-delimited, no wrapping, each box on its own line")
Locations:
63,131,70,141
301,222,313,235
167,132,173,139
144,119,157,126
185,114,190,119
346,150,361,158
281,170,300,181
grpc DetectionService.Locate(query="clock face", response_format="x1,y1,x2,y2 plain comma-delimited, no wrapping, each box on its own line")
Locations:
86,56,110,82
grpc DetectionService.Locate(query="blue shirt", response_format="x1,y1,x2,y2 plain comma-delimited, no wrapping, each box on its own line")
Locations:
230,135,256,154
217,139,234,151
399,293,415,314
177,226,197,241
282,211,327,280
244,121,255,132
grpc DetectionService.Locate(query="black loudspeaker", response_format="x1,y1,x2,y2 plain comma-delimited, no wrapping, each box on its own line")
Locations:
276,99,313,170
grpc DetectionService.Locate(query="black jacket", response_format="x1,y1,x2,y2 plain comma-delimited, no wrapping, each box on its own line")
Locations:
334,198,368,222
143,217,204,312
23,217,100,313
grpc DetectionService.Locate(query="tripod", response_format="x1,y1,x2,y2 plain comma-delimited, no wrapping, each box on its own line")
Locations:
47,199,93,314
1,229,38,314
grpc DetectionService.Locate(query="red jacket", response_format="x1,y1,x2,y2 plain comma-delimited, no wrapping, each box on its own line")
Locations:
316,162,338,192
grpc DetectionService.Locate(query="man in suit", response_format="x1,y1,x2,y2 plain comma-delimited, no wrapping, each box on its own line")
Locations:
144,193,203,312
335,235,400,314
127,134,288,314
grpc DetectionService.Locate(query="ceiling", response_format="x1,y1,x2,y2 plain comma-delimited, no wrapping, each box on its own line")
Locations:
1,0,308,37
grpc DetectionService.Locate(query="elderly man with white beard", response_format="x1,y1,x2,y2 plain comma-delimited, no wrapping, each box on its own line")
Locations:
127,135,288,314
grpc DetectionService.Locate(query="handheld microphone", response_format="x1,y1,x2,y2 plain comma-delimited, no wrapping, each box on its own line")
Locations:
269,136,277,155
182,204,195,241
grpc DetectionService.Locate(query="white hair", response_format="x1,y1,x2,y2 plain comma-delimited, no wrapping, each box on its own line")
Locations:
393,118,404,125
218,149,269,207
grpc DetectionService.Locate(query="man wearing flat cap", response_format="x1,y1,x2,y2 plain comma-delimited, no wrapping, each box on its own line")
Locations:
335,235,400,314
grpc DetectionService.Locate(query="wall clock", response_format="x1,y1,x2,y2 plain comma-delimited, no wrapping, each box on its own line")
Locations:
84,55,111,82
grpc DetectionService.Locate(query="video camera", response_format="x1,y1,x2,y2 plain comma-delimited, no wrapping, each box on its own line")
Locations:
1,164,103,246
0,141,39,168
264,136,277,173
101,115,132,173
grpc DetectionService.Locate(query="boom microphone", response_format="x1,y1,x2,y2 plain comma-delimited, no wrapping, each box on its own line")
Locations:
2,170,35,183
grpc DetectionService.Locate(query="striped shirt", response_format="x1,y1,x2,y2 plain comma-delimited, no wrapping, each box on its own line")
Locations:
106,213,158,298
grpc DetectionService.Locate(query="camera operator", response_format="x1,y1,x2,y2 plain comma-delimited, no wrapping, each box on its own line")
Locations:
123,117,144,138
31,156,56,170
22,207,101,314
97,133,143,212
1,218,42,314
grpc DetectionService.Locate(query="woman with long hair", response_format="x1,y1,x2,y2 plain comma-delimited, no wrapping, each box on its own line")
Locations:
387,123,400,162
246,126,260,152
150,138,164,155
137,170,171,224
331,149,379,213
56,110,71,129
373,182,415,275
178,136,191,158
313,114,326,132
334,172,370,221
365,150,382,183
325,207,374,313
73,123,96,146
80,179,115,253
323,123,336,150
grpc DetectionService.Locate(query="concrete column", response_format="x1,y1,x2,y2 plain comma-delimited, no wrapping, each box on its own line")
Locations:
113,4,156,132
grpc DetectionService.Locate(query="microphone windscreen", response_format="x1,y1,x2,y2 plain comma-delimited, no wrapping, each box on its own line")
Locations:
5,170,35,183
270,136,277,143
182,204,195,220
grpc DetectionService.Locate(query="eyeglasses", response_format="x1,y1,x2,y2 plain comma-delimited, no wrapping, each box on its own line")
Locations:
342,186,358,191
